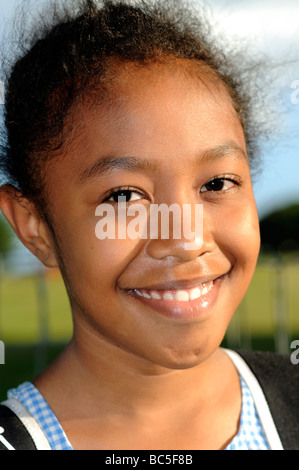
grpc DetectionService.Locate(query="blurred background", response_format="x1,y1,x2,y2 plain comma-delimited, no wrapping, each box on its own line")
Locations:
0,0,298,399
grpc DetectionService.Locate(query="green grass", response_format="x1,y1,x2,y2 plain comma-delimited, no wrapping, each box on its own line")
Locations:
0,271,73,344
0,256,299,401
227,257,299,339
0,271,72,400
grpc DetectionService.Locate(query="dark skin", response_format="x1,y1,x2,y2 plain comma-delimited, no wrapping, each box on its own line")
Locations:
0,60,261,449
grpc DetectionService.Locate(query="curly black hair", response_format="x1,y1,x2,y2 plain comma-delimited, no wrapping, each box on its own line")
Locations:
0,0,266,218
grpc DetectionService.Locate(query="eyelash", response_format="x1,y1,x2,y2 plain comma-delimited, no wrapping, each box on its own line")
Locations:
101,176,241,204
102,187,148,204
200,175,241,194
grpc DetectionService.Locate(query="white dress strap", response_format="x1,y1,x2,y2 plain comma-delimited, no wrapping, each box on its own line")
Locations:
224,349,284,450
2,398,51,450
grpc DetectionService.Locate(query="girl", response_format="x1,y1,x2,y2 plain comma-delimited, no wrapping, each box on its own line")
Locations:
0,0,298,451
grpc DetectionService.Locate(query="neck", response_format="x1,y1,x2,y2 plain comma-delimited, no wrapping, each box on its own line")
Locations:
35,321,231,422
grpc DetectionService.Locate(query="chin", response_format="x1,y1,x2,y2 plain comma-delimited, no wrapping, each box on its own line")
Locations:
147,342,216,371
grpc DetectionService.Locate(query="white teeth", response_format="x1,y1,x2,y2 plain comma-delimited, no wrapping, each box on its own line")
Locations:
163,292,175,300
143,293,152,299
202,287,208,296
150,291,162,300
136,289,152,299
134,281,214,302
174,290,189,302
189,287,202,301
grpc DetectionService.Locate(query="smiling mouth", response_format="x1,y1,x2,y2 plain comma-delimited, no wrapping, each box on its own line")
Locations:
123,272,229,320
133,280,214,302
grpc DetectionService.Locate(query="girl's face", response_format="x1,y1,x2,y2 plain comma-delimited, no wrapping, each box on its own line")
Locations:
45,62,260,369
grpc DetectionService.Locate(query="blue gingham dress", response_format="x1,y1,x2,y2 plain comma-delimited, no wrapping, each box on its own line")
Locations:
7,376,270,450
226,376,270,450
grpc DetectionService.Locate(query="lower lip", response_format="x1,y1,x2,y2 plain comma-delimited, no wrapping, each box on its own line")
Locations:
125,276,226,321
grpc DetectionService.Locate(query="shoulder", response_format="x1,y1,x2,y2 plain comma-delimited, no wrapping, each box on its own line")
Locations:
237,349,299,381
0,398,51,450
234,349,299,450
236,349,299,396
0,382,53,450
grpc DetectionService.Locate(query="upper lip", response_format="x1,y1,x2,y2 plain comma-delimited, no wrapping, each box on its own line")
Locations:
125,272,229,292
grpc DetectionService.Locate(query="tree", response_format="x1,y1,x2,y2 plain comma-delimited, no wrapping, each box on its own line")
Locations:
259,203,299,252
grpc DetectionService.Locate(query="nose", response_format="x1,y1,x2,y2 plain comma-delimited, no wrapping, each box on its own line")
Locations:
145,202,215,262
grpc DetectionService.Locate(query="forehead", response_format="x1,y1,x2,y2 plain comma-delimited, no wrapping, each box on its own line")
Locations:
101,58,235,116
46,60,246,188
79,61,241,142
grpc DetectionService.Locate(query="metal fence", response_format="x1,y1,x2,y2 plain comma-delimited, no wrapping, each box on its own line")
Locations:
0,247,299,369
226,254,299,354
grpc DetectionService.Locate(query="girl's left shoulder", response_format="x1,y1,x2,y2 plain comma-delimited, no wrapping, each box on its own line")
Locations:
236,348,299,383
229,348,299,450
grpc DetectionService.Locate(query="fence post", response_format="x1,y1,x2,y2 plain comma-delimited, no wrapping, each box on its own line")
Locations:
239,295,252,350
272,256,289,354
34,267,50,375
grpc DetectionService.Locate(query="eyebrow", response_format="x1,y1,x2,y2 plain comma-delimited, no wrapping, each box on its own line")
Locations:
77,142,247,185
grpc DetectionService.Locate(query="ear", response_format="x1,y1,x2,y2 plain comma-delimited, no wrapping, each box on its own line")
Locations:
0,185,58,268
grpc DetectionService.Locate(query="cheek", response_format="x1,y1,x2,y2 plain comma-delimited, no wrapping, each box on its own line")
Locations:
215,201,260,273
56,216,144,291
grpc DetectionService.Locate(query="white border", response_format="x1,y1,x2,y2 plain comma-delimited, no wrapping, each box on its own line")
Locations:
2,398,51,450
224,349,284,450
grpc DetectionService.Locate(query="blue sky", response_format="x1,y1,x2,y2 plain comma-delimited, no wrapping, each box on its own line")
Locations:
207,0,299,218
0,0,298,219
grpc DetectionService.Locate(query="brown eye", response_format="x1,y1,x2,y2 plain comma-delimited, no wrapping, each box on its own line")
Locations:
201,178,236,193
106,189,144,203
